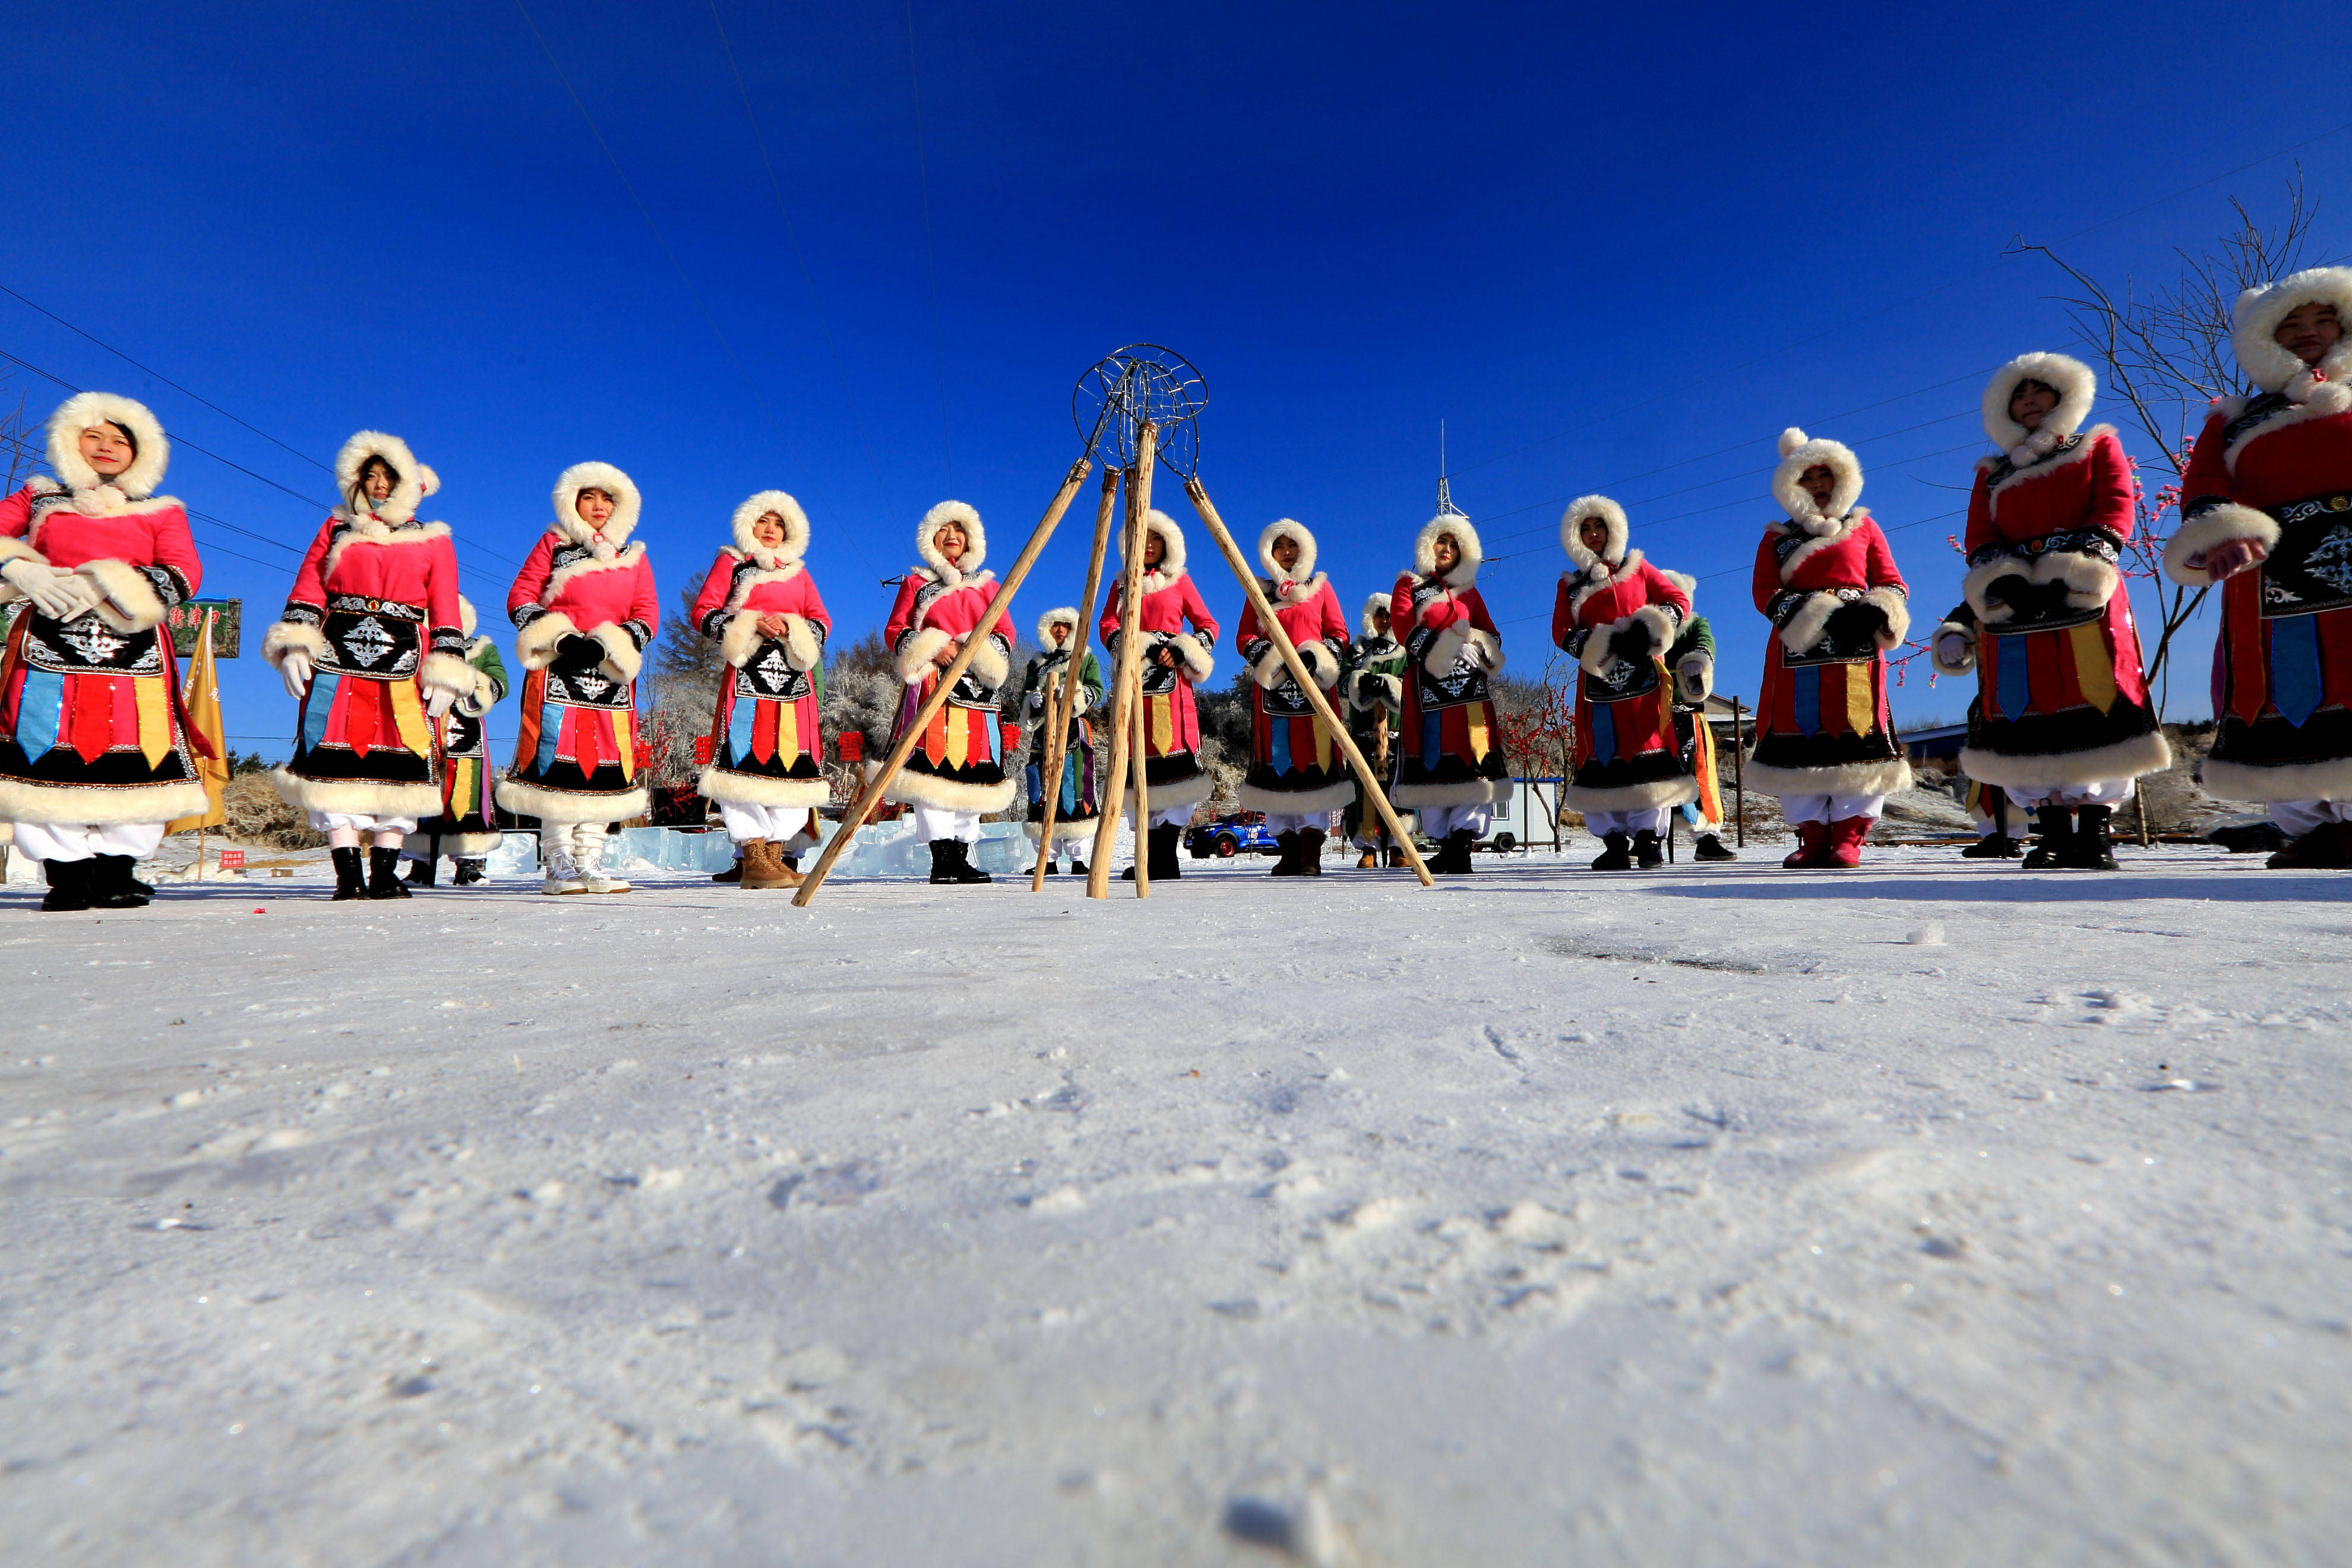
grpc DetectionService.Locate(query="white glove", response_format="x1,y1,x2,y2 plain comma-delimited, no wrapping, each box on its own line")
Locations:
280,650,314,699
425,685,456,720
1934,632,1971,668
3,558,90,620
1026,688,1045,712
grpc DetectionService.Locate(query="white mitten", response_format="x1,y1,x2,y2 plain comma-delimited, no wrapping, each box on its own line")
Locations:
1934,631,1971,669
3,558,87,620
280,650,314,699
425,685,456,720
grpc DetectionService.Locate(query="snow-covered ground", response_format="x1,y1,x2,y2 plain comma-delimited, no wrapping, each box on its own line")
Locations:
4,845,2348,1566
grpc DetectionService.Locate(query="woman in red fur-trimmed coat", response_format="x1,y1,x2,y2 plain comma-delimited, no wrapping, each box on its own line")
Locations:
1745,429,1912,868
884,500,1016,884
1390,510,1507,875
0,391,206,912
1099,508,1219,883
1234,517,1352,876
1929,353,2168,870
2164,267,2352,868
692,489,830,890
1552,495,1696,871
498,461,658,896
263,431,470,900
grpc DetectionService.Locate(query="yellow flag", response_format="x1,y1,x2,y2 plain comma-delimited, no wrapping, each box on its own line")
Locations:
165,609,229,832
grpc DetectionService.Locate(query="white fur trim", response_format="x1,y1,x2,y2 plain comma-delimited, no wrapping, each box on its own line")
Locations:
516,611,579,671
1861,585,1911,648
1962,554,2029,624
1024,815,1102,844
419,652,474,703
45,391,169,499
1254,517,1322,596
271,767,442,819
894,627,952,684
1035,606,1082,647
458,595,477,638
2198,749,2352,804
1982,352,2096,461
730,489,810,569
1238,777,1358,815
1772,516,1867,581
0,774,204,825
1576,624,1617,678
1558,495,1627,576
698,767,832,809
1779,590,1841,655
1359,592,1392,639
1676,651,1714,702
459,657,499,717
720,611,763,669
1392,776,1510,810
320,518,452,581
1297,639,1340,689
1169,633,1214,683
1118,768,1214,818
1414,513,1482,588
1631,603,1677,654
1963,730,2172,791
1566,547,1649,619
1930,619,1977,676
1771,428,1864,532
496,777,650,824
966,636,1010,691
2164,503,2282,586
262,619,329,670
1120,509,1188,592
1744,755,1914,798
1250,646,1288,689
2231,266,2352,397
916,500,986,583
2027,548,2120,611
551,461,643,548
591,624,643,684
432,832,501,857
540,539,645,603
0,535,45,574
334,431,428,524
780,613,821,673
880,762,1018,815
76,557,166,633
1561,774,1699,814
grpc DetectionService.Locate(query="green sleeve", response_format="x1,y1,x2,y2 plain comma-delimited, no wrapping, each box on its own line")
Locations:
1667,612,1714,666
472,640,509,706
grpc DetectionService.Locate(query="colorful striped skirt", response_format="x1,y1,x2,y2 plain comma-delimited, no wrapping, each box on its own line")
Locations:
498,665,646,823
702,665,828,809
0,609,205,823
881,672,1014,813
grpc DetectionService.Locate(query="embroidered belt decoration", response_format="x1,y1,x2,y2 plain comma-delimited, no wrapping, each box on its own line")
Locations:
2258,490,2352,621
318,595,425,678
17,611,165,675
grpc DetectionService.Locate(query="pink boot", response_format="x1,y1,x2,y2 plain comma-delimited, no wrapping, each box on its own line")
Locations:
1781,819,1831,868
1825,815,1873,868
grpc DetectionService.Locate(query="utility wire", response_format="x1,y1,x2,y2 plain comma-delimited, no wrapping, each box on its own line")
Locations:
903,0,955,491
707,0,899,523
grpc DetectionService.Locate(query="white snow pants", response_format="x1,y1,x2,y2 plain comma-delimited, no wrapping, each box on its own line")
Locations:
1586,807,1670,837
1262,813,1329,833
2272,799,2351,836
1420,804,1492,838
9,820,166,863
909,804,981,844
718,801,811,845
308,811,415,848
1778,792,1885,825
2003,777,2135,809
1125,804,1193,830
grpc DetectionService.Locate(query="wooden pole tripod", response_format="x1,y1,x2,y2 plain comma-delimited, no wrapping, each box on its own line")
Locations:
791,456,1093,906
1028,466,1121,892
1086,425,1159,897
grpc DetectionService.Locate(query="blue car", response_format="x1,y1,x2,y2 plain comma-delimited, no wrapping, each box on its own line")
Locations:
1184,810,1282,859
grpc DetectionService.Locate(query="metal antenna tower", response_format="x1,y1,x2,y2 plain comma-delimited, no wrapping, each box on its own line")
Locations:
1435,420,1463,518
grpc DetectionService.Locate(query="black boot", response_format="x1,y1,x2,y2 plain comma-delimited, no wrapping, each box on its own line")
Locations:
1149,823,1183,880
1632,829,1664,868
1694,832,1737,861
2021,805,2073,870
331,846,367,900
1591,832,1633,871
1961,832,2022,859
88,854,150,908
1037,859,1060,877
368,846,412,899
452,858,486,885
2063,805,2120,870
404,855,437,887
929,839,991,884
1269,830,1303,876
1429,829,1475,874
1295,828,1325,877
39,859,93,913
1068,856,1088,877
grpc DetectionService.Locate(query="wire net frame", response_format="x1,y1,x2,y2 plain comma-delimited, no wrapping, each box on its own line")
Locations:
1072,344,1207,479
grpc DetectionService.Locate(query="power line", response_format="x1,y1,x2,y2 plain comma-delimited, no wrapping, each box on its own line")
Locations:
707,0,899,524
903,0,955,491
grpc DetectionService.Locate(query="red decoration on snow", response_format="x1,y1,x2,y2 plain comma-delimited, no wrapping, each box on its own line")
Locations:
835,731,864,763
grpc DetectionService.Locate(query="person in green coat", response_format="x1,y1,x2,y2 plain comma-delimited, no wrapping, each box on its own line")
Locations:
1664,598,1737,862
1341,593,1409,867
1017,608,1104,876
404,596,511,886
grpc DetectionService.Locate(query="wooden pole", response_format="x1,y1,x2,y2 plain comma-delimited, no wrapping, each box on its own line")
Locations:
2134,780,2152,848
1732,697,1746,849
1181,476,1434,888
1088,424,1157,898
1128,660,1152,896
1029,466,1121,892
792,456,1093,906
1124,442,1158,896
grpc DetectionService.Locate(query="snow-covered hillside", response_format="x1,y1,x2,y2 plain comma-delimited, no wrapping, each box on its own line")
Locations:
3,848,2347,1566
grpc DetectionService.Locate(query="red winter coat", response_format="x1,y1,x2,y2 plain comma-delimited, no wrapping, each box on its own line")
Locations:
1552,552,1694,811
1746,514,1912,798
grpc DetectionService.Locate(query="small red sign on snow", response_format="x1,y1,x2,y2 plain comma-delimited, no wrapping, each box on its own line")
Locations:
218,849,246,870
693,736,713,764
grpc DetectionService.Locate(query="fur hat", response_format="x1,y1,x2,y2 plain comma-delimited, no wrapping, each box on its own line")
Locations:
1256,517,1318,581
1771,428,1864,533
45,391,169,500
1118,508,1188,589
334,431,430,524
915,500,986,583
1558,495,1628,578
2231,265,2352,409
1035,606,1081,646
1981,353,2096,465
1360,591,1393,639
552,461,643,548
1413,511,1482,588
731,489,810,570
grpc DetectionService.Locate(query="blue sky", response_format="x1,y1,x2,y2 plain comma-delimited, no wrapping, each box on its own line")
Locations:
4,1,2348,755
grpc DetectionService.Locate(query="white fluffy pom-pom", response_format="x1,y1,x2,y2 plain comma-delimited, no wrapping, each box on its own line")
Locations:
1778,427,1808,459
